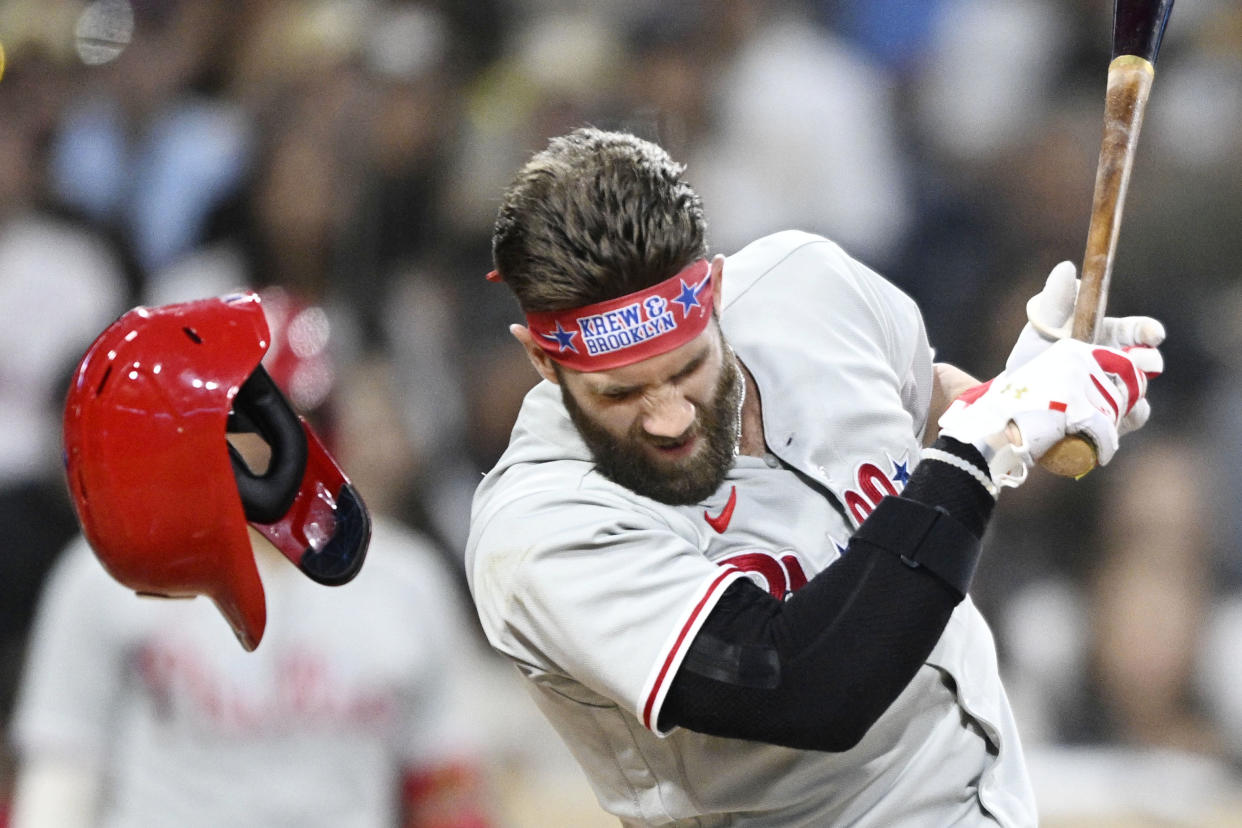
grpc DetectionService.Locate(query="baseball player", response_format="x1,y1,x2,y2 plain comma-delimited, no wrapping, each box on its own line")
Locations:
465,128,1165,826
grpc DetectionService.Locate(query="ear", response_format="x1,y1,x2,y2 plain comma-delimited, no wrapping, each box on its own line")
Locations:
710,254,726,313
510,324,560,385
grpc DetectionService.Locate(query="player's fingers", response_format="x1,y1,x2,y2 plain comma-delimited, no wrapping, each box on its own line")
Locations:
1122,344,1164,378
1069,407,1120,466
1010,407,1068,460
1100,315,1166,348
1090,347,1148,418
1032,261,1078,328
1119,397,1151,437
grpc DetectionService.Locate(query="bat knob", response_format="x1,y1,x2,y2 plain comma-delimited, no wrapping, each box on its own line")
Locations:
1038,434,1098,479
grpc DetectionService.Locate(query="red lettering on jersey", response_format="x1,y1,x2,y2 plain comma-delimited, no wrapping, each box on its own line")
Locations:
719,550,809,600
845,462,897,524
781,554,808,592
844,490,872,525
136,640,396,731
858,462,899,502
843,456,909,525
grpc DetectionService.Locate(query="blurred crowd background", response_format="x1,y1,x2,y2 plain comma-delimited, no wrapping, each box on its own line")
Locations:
2,0,1241,825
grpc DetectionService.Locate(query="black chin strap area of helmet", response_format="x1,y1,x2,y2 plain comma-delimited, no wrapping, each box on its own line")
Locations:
227,365,309,524
298,481,370,586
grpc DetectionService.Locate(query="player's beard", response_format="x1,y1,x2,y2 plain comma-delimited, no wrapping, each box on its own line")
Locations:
561,348,742,506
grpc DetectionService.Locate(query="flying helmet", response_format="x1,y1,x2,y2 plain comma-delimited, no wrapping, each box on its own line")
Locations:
63,291,370,651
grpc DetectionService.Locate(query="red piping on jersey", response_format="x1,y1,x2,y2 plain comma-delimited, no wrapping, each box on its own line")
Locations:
642,567,741,730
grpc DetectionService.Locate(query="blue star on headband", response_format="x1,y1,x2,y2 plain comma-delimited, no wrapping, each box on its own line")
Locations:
541,321,579,353
673,275,710,317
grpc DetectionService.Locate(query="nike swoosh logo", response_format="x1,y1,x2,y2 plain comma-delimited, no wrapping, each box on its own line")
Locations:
704,486,737,533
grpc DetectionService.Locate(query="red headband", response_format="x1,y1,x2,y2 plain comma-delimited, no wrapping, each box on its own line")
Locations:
524,260,713,371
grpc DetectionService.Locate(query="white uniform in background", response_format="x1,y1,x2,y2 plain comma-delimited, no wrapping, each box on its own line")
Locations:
11,517,487,828
467,231,1037,826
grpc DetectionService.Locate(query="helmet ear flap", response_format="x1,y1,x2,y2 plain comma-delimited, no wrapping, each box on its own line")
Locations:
228,365,308,524
228,361,370,587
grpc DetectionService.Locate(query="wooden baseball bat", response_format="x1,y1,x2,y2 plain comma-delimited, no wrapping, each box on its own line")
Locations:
1038,0,1174,478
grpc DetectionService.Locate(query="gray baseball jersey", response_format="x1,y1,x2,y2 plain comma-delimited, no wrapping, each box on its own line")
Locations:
466,231,1037,826
12,517,485,828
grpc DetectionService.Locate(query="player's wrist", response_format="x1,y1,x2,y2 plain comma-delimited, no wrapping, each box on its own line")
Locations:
902,437,996,538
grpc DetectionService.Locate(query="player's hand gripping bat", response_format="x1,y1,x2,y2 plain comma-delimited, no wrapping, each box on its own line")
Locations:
1037,0,1175,478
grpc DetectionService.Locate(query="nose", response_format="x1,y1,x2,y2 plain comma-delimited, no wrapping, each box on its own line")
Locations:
640,389,696,439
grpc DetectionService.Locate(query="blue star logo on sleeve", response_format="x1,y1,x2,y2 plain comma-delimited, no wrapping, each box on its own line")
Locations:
673,276,709,317
891,459,910,486
541,321,579,353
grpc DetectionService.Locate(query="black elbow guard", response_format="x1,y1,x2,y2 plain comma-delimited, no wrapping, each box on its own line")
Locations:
852,496,981,599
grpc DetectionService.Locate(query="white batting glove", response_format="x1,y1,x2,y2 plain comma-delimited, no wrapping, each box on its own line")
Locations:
1005,260,1167,372
940,339,1157,490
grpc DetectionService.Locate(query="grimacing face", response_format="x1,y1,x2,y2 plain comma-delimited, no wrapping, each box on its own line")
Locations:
558,323,742,505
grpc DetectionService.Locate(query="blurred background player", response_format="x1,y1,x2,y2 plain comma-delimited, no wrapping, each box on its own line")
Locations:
0,31,131,796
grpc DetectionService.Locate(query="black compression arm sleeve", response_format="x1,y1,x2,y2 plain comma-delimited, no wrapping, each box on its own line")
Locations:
658,439,993,751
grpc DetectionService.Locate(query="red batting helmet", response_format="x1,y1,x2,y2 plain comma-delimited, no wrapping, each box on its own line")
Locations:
63,292,370,651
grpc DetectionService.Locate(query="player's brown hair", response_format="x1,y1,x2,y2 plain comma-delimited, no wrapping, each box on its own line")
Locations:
492,128,708,313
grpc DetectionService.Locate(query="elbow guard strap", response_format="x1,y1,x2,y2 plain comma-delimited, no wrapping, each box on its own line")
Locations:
853,496,981,598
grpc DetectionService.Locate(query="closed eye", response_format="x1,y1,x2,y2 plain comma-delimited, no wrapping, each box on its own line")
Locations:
595,346,711,402
672,351,708,382
600,387,639,402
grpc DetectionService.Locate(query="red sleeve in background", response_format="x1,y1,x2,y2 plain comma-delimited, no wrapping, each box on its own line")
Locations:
401,762,492,828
